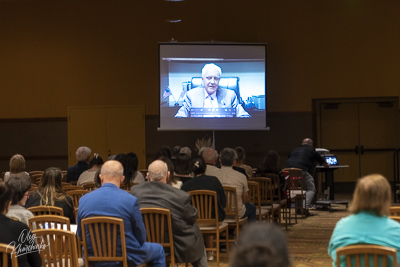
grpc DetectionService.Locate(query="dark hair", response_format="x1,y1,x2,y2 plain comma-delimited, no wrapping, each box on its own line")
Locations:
220,148,237,166
172,146,182,157
94,169,101,188
175,153,192,175
115,153,134,185
88,153,104,168
6,176,31,204
37,167,70,206
257,150,280,176
231,223,292,267
234,146,246,161
191,156,207,176
153,147,172,161
0,182,13,213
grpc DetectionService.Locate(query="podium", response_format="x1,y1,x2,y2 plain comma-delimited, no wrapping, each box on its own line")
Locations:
315,165,349,210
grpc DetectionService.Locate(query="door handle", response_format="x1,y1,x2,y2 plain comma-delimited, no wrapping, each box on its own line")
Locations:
355,146,359,155
360,145,364,155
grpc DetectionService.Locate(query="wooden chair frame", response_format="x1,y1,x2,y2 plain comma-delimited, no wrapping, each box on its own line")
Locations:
140,207,175,266
0,243,18,267
389,206,400,216
28,206,64,216
62,185,84,192
29,214,71,231
32,229,79,267
247,181,269,222
66,189,89,209
189,190,229,266
82,182,96,191
223,186,247,242
283,168,306,224
81,216,128,267
336,244,397,267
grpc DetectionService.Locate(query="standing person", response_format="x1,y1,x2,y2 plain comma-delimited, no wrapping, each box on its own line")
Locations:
25,167,74,222
175,63,250,118
4,154,30,182
77,160,165,267
77,153,103,186
6,176,34,225
219,148,256,222
0,182,42,267
328,174,400,266
67,146,91,183
284,138,328,216
131,160,207,267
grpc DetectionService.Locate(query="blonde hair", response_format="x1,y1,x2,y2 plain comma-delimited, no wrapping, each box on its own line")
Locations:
9,154,26,173
36,167,71,207
350,174,392,216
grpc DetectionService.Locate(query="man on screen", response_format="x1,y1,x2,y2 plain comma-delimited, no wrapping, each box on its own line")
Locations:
175,63,250,118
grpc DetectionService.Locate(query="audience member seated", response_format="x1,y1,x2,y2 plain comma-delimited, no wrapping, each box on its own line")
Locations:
77,160,165,267
203,148,223,180
328,174,400,266
180,146,192,157
152,146,172,162
4,154,30,183
131,160,207,267
77,153,103,186
67,146,91,183
26,167,74,222
174,153,193,184
6,176,34,225
256,150,287,196
127,152,145,183
234,147,253,179
219,148,256,222
182,155,226,261
0,182,42,266
159,156,182,189
230,223,292,267
171,145,182,168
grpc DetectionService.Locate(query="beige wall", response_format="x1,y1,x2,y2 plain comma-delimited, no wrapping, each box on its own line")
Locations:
1,0,399,119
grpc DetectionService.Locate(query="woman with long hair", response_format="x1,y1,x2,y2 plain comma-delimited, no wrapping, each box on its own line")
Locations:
25,167,74,221
4,153,30,182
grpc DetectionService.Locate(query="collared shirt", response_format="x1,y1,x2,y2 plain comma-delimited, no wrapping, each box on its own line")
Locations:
203,89,218,108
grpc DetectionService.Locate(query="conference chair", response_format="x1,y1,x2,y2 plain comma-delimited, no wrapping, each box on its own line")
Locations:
62,185,84,192
223,186,247,242
29,214,70,231
28,206,64,216
30,173,43,185
32,229,79,267
282,167,306,224
81,216,128,267
82,182,96,191
0,243,18,267
247,181,269,222
66,189,89,209
140,207,176,266
336,244,397,267
389,206,400,216
189,190,229,266
389,216,400,223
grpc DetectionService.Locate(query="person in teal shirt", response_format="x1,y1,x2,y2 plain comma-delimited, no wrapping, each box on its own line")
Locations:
328,174,400,266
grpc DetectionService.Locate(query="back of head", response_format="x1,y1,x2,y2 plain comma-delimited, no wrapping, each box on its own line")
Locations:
9,154,26,173
191,156,207,176
220,148,237,167
158,156,177,185
89,153,104,168
6,176,31,204
234,146,246,162
180,147,192,157
202,148,218,165
148,160,168,182
302,138,313,146
172,146,182,158
76,146,91,162
231,223,292,267
127,152,139,171
350,174,391,216
0,182,13,214
175,153,192,175
39,167,63,190
100,160,124,184
259,150,280,174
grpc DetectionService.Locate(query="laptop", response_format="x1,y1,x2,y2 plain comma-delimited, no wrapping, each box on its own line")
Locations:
324,155,339,166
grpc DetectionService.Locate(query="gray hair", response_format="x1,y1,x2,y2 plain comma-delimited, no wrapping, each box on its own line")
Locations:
201,63,222,77
180,147,192,157
76,146,91,161
148,160,168,182
220,148,237,167
203,148,219,164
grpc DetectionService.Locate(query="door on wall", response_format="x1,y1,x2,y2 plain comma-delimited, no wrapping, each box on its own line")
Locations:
68,106,146,169
315,97,399,183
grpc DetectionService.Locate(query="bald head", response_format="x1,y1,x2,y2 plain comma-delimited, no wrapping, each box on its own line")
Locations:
148,160,169,183
302,138,313,146
202,148,218,165
100,160,125,186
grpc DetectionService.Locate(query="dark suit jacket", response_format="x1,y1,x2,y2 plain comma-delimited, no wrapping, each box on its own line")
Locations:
175,86,250,118
131,182,205,263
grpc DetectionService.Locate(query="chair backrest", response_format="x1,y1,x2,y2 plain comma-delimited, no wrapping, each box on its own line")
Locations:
29,214,71,231
189,190,219,226
282,168,304,195
62,185,84,192
30,173,43,185
389,216,400,223
389,206,400,216
249,177,273,205
66,189,89,209
32,229,79,267
336,244,397,267
28,206,64,216
140,207,175,266
0,243,18,267
81,216,128,267
247,181,263,220
82,182,96,191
